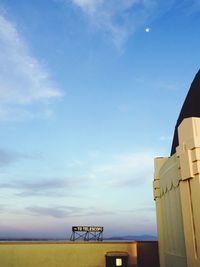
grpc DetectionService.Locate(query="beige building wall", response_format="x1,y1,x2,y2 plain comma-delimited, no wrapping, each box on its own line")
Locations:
177,117,200,267
0,241,137,267
154,117,200,267
154,156,187,267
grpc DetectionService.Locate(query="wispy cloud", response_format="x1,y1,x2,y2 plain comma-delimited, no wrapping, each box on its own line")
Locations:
0,151,155,197
26,206,81,218
133,75,182,92
120,204,155,214
90,151,154,187
26,205,112,218
72,0,103,14
0,14,62,120
0,176,92,197
67,160,85,168
159,135,172,141
0,204,6,213
68,0,174,48
0,148,27,167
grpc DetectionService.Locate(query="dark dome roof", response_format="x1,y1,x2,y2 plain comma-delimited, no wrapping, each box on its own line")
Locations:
171,69,200,155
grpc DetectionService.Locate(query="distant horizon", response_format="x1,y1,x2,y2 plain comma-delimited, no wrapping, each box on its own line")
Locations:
0,233,157,241
0,228,157,240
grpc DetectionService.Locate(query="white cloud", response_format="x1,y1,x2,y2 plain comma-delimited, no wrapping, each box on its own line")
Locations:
69,0,174,48
90,151,155,187
159,135,172,141
72,0,103,14
67,160,84,168
0,14,62,120
25,205,112,218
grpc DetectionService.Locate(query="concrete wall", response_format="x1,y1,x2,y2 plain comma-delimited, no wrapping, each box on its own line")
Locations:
153,117,200,267
0,241,137,267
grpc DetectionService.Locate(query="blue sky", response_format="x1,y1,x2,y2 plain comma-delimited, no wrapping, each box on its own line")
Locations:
0,0,200,239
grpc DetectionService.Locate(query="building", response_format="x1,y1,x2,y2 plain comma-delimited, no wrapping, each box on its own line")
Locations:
154,70,200,267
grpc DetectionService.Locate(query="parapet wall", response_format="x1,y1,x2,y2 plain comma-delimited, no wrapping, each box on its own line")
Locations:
0,241,137,267
154,117,200,267
0,241,160,267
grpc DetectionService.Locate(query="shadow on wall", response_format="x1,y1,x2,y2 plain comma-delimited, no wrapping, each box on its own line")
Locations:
137,241,160,267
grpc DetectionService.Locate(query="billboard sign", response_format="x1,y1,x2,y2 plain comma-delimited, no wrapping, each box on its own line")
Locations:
72,226,103,232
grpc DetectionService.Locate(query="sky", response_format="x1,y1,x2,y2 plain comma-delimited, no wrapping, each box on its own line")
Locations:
0,0,200,239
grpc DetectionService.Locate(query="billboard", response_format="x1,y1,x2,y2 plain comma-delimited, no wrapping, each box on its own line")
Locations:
72,226,103,232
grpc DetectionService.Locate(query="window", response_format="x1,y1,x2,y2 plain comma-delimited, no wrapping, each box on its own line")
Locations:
116,258,122,266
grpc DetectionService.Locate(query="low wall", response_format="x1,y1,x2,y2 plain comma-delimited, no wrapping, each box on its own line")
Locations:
0,241,137,267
